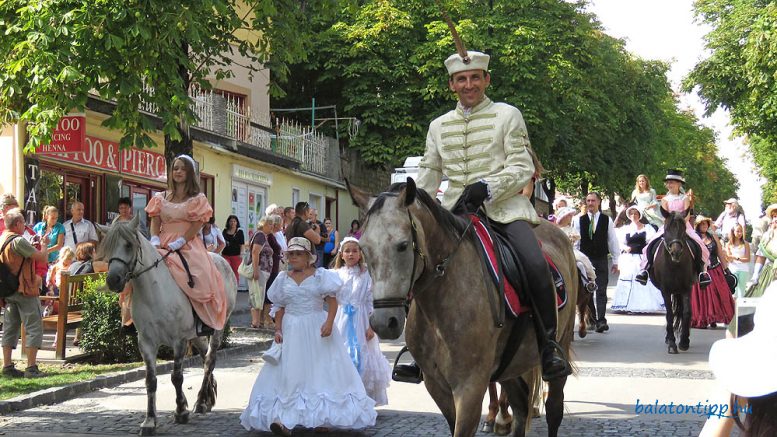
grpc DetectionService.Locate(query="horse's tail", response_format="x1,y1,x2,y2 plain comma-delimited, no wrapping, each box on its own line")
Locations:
672,293,683,334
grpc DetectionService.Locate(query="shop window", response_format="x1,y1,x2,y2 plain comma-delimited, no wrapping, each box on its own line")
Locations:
34,171,64,222
292,188,300,207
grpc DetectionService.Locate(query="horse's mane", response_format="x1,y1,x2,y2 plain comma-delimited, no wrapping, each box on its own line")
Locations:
366,182,468,235
96,221,141,261
663,211,688,238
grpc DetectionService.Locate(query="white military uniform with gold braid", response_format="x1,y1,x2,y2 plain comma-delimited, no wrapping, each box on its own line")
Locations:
416,96,539,225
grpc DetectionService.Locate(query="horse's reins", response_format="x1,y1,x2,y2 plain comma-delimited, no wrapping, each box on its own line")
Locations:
108,233,184,285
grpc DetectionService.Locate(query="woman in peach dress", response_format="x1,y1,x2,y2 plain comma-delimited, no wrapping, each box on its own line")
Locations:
145,155,227,331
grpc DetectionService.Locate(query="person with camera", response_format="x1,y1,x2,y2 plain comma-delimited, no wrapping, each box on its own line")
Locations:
285,202,322,250
1,208,51,378
309,208,327,268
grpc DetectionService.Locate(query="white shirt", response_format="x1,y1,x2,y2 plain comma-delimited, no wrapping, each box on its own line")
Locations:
63,218,99,251
274,230,288,252
572,211,620,265
201,225,225,251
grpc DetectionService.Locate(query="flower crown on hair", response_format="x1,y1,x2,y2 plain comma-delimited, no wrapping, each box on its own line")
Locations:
338,237,360,252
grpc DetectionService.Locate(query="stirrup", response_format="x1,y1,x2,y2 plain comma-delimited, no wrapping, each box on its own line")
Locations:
699,272,712,288
392,346,423,384
635,270,649,285
584,281,597,293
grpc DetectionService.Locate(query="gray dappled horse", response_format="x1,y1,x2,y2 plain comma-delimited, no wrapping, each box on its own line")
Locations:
349,179,577,437
651,209,694,354
97,215,237,435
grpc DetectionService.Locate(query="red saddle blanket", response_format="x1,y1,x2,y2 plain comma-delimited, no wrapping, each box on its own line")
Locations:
470,215,566,317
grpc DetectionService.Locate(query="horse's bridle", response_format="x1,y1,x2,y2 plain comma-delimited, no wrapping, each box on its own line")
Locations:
372,206,473,310
108,233,175,285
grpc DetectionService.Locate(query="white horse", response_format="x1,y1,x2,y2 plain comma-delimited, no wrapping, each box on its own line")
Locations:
98,215,237,436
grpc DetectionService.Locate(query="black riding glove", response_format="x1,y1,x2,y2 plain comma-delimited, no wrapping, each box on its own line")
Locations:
460,181,490,212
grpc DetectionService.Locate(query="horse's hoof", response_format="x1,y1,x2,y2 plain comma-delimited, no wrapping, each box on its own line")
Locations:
679,342,689,351
139,426,156,436
482,421,494,433
174,412,189,424
668,345,678,354
494,423,512,435
193,404,206,414
578,329,587,339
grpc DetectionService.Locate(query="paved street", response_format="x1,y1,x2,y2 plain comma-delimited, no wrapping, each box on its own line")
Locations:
0,288,739,436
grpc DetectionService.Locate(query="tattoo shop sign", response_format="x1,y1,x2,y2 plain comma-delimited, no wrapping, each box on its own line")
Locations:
39,136,167,183
36,114,86,154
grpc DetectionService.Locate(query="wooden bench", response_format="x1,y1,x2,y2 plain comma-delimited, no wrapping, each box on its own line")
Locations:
22,272,104,361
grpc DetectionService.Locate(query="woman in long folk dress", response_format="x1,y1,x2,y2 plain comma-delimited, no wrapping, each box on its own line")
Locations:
145,155,226,332
332,237,392,406
240,237,376,436
612,206,665,313
690,216,735,329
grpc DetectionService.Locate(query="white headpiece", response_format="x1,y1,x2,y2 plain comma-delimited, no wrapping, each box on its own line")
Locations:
338,236,360,252
445,51,490,76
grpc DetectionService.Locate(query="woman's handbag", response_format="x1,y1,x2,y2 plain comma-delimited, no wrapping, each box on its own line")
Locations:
238,233,266,278
723,268,738,295
262,341,282,365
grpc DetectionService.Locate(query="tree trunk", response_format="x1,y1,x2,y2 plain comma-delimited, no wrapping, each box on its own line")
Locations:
164,41,193,166
608,191,617,217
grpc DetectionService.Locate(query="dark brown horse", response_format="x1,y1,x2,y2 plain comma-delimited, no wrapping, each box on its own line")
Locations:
349,179,577,437
651,209,694,354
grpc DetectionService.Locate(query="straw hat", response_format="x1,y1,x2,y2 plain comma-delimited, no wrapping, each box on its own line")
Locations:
765,203,777,218
723,198,738,205
709,284,777,397
694,215,713,229
285,237,317,265
445,51,490,76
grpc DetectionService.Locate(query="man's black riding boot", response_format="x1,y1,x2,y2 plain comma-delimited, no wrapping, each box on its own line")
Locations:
539,328,571,382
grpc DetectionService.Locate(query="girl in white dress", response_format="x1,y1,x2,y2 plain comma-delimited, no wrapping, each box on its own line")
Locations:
332,237,392,406
612,206,666,313
240,237,377,436
630,174,662,228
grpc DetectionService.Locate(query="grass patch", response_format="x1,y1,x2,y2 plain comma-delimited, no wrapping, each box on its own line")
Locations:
0,361,143,400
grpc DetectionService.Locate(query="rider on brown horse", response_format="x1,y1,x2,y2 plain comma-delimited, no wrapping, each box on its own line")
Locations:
413,49,571,382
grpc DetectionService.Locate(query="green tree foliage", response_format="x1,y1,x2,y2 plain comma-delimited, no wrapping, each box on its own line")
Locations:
275,0,737,205
684,0,776,205
0,0,339,161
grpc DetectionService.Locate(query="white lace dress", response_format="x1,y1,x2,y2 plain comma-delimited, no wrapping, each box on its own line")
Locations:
239,268,377,431
333,265,392,406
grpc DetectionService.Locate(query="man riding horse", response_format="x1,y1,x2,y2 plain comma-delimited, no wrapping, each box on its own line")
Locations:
413,49,571,382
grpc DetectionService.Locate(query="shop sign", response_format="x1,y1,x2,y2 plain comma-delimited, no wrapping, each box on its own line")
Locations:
121,148,167,183
39,135,167,183
37,114,86,154
233,164,272,186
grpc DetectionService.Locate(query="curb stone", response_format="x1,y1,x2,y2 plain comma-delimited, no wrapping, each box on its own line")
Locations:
0,338,272,416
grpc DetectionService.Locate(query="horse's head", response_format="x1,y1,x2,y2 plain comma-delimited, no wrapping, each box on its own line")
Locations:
661,207,690,263
97,215,142,292
348,178,428,340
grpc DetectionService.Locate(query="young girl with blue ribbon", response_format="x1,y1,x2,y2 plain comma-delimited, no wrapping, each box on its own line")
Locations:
332,237,392,406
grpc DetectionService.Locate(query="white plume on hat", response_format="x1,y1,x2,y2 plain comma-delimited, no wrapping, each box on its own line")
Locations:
445,51,490,76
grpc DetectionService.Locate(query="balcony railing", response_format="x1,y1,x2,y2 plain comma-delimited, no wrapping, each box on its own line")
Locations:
139,84,330,176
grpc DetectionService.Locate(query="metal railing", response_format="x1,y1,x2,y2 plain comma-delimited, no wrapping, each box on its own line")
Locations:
137,84,331,175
